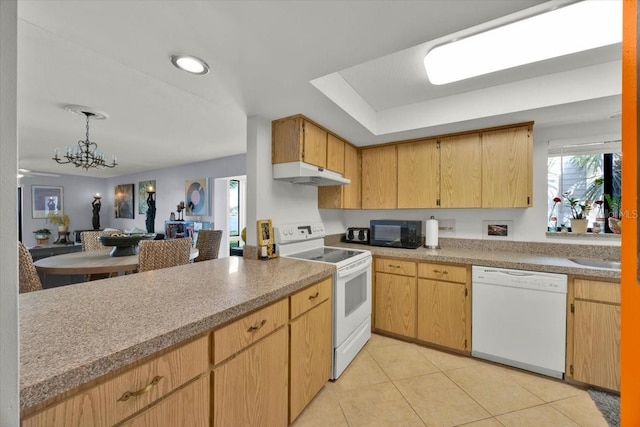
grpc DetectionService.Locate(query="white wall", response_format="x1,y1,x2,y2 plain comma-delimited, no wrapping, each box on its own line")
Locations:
19,175,106,246
245,116,322,245
0,0,19,424
18,155,246,247
105,154,246,235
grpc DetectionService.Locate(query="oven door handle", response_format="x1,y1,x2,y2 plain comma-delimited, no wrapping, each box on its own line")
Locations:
337,257,372,279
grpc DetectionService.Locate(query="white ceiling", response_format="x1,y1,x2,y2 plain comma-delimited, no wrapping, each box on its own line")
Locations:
16,0,621,178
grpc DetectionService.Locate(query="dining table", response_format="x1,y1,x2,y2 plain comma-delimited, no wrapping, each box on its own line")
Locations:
34,247,200,277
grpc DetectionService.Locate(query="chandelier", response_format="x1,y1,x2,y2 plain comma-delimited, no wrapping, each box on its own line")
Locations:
53,111,117,170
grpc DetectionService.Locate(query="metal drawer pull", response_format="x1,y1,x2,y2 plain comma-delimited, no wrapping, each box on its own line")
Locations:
389,264,400,268
247,319,267,332
433,269,448,275
308,292,320,300
117,376,163,402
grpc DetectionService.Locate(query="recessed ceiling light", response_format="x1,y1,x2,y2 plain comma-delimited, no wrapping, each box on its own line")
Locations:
424,0,622,85
170,54,210,75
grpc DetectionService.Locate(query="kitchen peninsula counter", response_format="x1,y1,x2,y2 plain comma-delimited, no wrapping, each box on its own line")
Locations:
19,256,335,413
329,240,620,280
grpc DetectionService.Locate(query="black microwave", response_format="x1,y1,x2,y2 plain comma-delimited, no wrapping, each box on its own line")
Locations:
369,220,422,249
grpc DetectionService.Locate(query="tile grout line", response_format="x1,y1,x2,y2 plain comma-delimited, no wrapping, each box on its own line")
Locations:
365,344,428,426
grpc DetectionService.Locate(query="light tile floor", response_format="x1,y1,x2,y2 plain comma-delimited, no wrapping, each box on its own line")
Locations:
291,334,608,427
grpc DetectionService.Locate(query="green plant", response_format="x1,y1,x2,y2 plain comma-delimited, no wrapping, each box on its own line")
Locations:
563,191,592,219
604,193,621,219
47,212,70,227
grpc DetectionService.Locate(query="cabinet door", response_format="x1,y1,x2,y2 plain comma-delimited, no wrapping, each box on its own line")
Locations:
343,143,361,209
362,146,397,209
326,133,345,173
120,375,209,427
213,327,289,427
573,300,620,391
289,300,332,422
319,143,361,209
303,120,327,168
374,272,416,337
272,116,303,164
397,139,439,208
482,125,532,207
417,279,467,351
440,133,482,208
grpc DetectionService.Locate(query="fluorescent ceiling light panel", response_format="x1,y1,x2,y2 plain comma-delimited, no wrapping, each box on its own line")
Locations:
424,0,622,85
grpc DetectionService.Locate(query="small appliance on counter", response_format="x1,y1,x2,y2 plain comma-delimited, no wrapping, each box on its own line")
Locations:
345,227,369,244
369,219,422,249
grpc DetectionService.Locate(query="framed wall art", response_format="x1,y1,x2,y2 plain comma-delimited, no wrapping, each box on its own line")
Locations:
138,179,156,215
185,178,209,216
482,220,514,240
114,183,135,219
32,185,63,218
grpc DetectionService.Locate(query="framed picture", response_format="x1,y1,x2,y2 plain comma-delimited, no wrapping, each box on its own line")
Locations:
257,219,273,246
114,183,135,219
482,220,514,240
185,178,209,216
32,185,63,218
138,180,156,215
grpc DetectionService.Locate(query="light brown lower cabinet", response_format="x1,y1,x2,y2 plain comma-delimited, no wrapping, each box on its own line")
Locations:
213,327,289,427
22,336,209,427
120,375,209,427
416,263,470,351
374,273,417,338
568,278,620,392
289,278,332,422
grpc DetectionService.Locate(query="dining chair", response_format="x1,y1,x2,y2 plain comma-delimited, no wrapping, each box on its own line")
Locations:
138,238,192,272
194,230,223,262
18,242,43,293
81,230,112,251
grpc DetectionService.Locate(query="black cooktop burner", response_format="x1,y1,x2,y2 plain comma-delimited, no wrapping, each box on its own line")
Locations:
286,247,365,264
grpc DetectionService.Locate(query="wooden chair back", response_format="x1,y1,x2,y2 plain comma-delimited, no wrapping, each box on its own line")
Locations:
138,238,192,272
18,242,43,293
194,230,223,262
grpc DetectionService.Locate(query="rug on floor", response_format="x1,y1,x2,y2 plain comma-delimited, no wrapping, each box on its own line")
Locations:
588,388,620,427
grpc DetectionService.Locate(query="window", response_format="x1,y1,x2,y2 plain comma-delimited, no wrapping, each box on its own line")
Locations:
229,179,240,247
548,138,621,233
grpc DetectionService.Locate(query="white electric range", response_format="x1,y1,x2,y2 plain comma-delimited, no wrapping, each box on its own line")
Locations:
276,222,372,379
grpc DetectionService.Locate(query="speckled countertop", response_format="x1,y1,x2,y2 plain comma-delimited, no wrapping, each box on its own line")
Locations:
326,241,621,280
19,256,335,412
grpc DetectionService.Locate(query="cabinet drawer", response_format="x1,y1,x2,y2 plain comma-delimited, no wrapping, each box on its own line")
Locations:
418,263,467,283
290,277,332,320
120,375,209,427
375,258,416,276
22,335,209,427
574,279,620,304
213,298,288,364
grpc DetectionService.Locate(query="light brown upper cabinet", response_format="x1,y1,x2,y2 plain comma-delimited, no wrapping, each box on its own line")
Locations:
397,139,439,208
272,115,327,169
326,134,345,174
481,125,532,208
440,133,482,208
362,145,398,209
318,142,361,209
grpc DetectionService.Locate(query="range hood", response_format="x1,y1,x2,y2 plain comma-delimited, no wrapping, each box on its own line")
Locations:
273,161,351,186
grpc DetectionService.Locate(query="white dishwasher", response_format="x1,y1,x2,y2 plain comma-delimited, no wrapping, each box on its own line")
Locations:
472,266,567,379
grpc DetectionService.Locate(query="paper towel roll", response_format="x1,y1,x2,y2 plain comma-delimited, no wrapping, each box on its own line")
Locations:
425,217,439,248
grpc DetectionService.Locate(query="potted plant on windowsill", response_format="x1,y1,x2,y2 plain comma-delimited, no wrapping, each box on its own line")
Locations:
604,193,622,234
47,212,71,232
563,192,591,233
